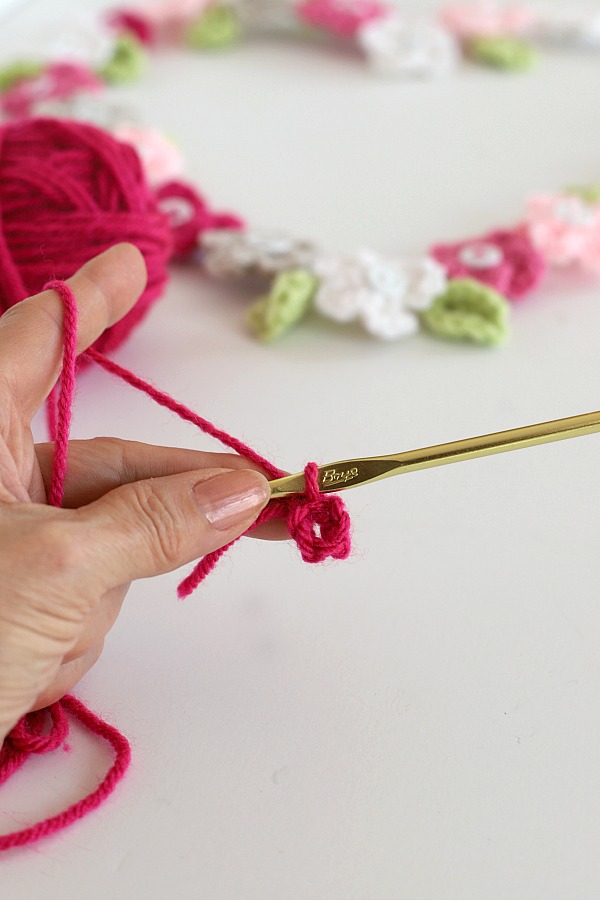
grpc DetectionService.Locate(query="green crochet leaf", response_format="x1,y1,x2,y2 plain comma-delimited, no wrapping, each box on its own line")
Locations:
565,184,600,204
248,269,318,343
186,5,242,50
0,60,44,92
98,34,147,84
421,278,510,347
468,36,537,72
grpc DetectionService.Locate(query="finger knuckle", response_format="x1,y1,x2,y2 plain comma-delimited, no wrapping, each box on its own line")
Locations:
128,481,183,568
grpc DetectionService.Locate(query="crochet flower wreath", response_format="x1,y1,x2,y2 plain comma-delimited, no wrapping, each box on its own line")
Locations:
0,1,599,348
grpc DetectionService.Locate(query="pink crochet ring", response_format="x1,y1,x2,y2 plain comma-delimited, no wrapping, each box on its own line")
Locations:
297,0,389,38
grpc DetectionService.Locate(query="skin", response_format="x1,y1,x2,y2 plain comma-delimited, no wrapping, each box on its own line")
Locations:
0,243,283,743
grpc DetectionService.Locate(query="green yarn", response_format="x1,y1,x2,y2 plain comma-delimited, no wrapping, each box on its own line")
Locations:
248,269,318,342
186,5,242,50
565,184,600,204
421,278,510,346
98,33,147,84
0,60,44,91
468,36,537,71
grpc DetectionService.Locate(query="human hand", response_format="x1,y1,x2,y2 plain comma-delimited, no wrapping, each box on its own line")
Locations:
0,244,271,741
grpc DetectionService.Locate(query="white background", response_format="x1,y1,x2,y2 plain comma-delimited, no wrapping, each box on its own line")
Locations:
2,1,600,898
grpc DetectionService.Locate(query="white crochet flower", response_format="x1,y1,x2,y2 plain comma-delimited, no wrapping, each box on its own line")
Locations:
201,228,318,279
531,10,600,48
314,250,447,340
33,94,136,129
5,14,117,69
357,14,459,78
232,0,298,31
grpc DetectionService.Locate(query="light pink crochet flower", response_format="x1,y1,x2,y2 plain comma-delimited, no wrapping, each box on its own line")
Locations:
431,228,546,300
439,2,535,40
1,63,103,119
524,194,600,272
143,0,209,29
296,0,389,38
113,125,184,186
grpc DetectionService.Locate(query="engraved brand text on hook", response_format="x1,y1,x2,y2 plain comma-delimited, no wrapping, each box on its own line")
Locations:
321,467,360,487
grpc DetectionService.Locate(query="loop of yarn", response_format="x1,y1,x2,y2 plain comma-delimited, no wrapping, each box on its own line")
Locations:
0,696,131,852
155,179,244,257
0,276,351,851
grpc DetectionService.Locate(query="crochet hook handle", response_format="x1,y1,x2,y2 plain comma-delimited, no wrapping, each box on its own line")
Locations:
269,409,600,498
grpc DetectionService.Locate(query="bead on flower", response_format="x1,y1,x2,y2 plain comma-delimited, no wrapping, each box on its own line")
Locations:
314,250,447,340
296,0,389,38
357,15,459,78
439,2,535,40
200,228,318,279
467,35,537,70
113,125,184,186
248,269,318,342
186,4,243,49
524,194,600,272
421,278,510,346
431,228,546,300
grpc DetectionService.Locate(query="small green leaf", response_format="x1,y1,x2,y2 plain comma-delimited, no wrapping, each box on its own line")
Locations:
0,60,44,92
421,278,510,346
186,5,242,50
468,36,537,72
248,269,318,343
98,34,147,84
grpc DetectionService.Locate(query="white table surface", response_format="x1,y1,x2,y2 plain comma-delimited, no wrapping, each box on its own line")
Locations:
2,2,600,898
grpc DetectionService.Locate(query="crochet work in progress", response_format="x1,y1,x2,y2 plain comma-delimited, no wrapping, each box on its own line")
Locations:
0,118,350,851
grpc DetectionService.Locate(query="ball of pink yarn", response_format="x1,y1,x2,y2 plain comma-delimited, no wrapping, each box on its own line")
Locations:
0,117,173,354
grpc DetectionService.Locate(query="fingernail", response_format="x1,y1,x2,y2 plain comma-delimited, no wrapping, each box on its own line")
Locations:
195,470,270,532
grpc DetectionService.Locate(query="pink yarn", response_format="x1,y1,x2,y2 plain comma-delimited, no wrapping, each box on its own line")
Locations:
0,118,239,355
1,64,104,119
0,278,351,850
524,194,600,273
0,697,131,852
296,0,389,38
431,227,546,300
439,3,535,40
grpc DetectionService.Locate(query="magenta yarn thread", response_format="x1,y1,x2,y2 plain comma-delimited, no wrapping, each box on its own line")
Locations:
0,279,351,851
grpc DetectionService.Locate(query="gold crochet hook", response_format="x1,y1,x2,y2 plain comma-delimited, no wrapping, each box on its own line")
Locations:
269,409,600,498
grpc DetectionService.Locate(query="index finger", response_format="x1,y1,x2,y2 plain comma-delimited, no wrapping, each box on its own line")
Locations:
0,243,147,422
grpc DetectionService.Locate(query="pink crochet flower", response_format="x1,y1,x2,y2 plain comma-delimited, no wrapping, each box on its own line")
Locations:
439,2,535,40
106,9,157,46
296,0,389,38
524,194,600,272
113,124,184,186
431,228,546,300
1,63,103,119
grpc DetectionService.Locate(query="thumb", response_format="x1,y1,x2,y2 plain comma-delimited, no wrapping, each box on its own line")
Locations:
78,467,271,585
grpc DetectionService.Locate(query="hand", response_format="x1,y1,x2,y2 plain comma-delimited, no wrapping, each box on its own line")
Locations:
0,244,271,742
